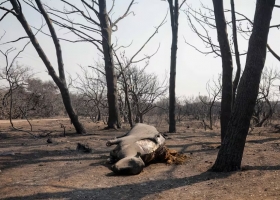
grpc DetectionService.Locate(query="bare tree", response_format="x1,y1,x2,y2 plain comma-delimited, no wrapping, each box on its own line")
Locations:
0,31,34,131
114,53,134,128
98,0,122,129
0,0,86,133
26,78,64,118
184,1,246,142
211,0,275,172
252,67,280,127
212,0,233,142
199,75,222,130
112,14,167,127
175,97,189,123
31,0,137,129
230,0,241,104
0,63,33,128
71,65,107,122
166,0,186,133
125,66,168,123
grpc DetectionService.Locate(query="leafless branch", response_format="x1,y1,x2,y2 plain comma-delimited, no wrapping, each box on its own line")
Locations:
88,65,106,76
108,0,115,14
184,5,221,57
269,24,280,29
184,36,217,56
81,0,99,18
0,0,9,6
114,39,133,51
179,0,187,9
59,0,100,26
0,6,17,16
111,0,135,27
0,10,10,21
0,36,29,45
267,44,280,62
131,44,161,64
129,11,167,64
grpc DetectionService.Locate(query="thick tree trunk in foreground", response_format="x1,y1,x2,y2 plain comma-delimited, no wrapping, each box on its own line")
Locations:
98,0,121,129
168,0,179,133
211,0,275,172
10,0,86,134
212,0,233,142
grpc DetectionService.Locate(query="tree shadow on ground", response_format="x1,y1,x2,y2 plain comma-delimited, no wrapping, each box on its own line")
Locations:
0,148,109,170
1,171,232,200
247,137,280,144
242,165,280,171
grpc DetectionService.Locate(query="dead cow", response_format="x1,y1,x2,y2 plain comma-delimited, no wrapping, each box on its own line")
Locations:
106,123,166,175
106,123,188,175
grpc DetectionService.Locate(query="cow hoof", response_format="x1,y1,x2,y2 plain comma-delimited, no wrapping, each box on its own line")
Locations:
106,141,111,146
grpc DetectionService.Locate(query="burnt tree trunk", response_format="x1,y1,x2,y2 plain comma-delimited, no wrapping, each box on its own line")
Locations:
10,0,86,134
168,0,179,133
123,81,133,128
120,67,133,128
231,0,241,105
97,107,101,121
211,0,275,172
209,103,213,130
212,0,233,142
98,0,121,129
139,113,144,123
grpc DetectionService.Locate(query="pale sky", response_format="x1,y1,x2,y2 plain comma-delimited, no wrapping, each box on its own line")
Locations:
0,0,280,97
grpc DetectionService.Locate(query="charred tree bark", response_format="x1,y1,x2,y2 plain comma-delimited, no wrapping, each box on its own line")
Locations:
168,0,179,133
98,0,121,129
97,107,101,121
123,81,133,128
9,0,86,134
211,0,275,172
209,102,214,130
120,65,133,128
212,0,233,142
231,0,241,105
139,113,144,123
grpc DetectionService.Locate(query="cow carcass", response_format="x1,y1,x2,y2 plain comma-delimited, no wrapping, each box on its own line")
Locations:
106,123,187,175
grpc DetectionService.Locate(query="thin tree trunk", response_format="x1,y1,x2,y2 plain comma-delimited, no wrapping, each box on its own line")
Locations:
10,0,86,134
231,0,241,105
98,0,121,129
8,86,14,128
121,71,133,128
168,0,179,133
124,87,133,128
139,113,143,123
97,107,101,121
209,105,213,130
212,0,233,142
211,0,275,172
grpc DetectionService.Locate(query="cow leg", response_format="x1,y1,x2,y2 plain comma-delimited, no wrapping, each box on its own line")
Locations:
116,131,129,138
106,138,123,146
